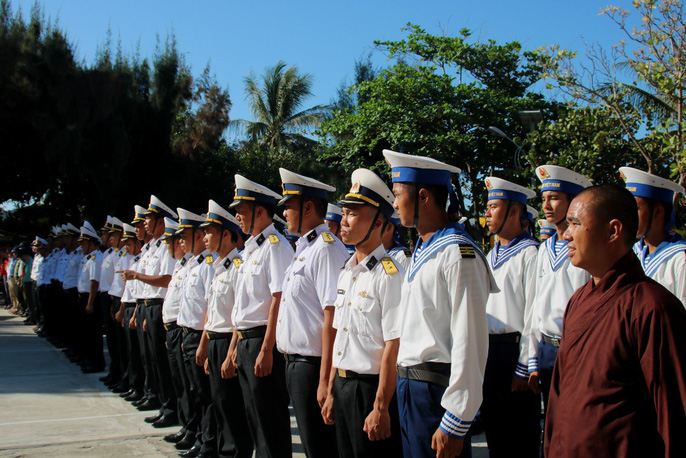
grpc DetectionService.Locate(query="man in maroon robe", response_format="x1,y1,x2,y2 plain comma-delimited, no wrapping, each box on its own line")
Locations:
545,184,686,457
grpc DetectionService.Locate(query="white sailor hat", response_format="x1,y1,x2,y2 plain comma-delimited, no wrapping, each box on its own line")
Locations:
339,168,395,219
538,219,556,237
144,195,178,220
230,174,282,208
383,149,461,184
527,205,539,222
62,223,80,236
535,165,591,195
175,208,204,235
121,223,137,240
161,217,179,241
78,222,101,244
109,216,124,232
200,199,240,233
325,204,343,223
102,216,113,231
32,237,48,246
49,226,60,238
278,168,335,205
485,177,536,205
132,205,147,223
619,167,684,203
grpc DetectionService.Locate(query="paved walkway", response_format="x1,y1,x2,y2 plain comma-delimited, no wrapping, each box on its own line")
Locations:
0,308,487,457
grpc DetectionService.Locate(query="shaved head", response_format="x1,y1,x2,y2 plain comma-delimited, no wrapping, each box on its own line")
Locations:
574,184,638,248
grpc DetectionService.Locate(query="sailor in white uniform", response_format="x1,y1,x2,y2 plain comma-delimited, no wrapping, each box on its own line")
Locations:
276,168,349,458
482,177,541,457
537,219,556,242
199,200,254,457
228,174,294,457
384,149,497,458
383,211,411,270
620,167,686,306
322,168,404,457
76,222,104,372
527,165,592,409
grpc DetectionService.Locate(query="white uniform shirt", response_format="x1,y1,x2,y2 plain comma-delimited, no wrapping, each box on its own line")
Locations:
98,248,118,292
121,253,141,303
138,238,175,299
232,224,294,329
108,248,128,298
77,250,103,293
162,253,193,323
53,248,68,282
62,247,84,289
527,233,590,372
30,254,43,282
633,238,686,307
387,244,411,271
205,249,242,333
332,244,404,374
177,250,215,331
37,252,53,286
397,225,495,438
276,224,349,357
485,236,539,379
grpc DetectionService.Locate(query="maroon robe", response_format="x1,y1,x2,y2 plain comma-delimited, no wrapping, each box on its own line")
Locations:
545,251,686,457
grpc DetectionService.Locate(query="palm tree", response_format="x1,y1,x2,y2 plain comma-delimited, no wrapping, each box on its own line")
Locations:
231,61,330,154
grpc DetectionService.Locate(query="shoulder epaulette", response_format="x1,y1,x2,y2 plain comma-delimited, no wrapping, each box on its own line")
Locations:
269,234,280,244
197,254,205,264
205,255,214,265
322,232,335,243
381,257,399,275
256,234,265,246
459,244,476,259
180,257,187,266
233,257,242,268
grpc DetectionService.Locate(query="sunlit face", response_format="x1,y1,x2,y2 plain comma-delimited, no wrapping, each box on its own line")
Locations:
634,196,652,238
101,232,110,246
233,202,253,234
326,220,340,235
282,197,302,235
144,214,157,235
108,232,121,248
563,194,607,274
124,238,137,255
134,221,146,241
392,183,415,228
484,199,508,234
203,225,222,253
340,205,376,245
178,228,195,254
542,191,570,225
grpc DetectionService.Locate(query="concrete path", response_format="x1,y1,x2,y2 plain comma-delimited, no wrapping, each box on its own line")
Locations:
0,308,487,457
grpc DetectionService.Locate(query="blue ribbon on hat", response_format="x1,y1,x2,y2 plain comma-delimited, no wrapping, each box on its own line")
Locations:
391,167,460,214
539,226,556,236
487,189,529,205
624,182,674,203
282,183,329,200
540,179,584,196
325,212,342,223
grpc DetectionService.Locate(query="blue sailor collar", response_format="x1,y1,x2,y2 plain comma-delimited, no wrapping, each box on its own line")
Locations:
544,232,570,272
490,232,539,270
408,222,486,281
633,235,686,277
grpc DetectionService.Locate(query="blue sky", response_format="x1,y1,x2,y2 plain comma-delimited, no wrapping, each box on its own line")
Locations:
17,0,638,126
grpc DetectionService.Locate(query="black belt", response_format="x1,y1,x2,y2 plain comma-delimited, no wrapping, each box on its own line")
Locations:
207,331,232,340
542,334,561,347
144,298,164,306
337,368,378,379
164,321,179,331
182,326,203,335
136,299,145,306
123,302,137,308
397,362,451,387
489,332,521,344
285,354,321,364
236,325,267,340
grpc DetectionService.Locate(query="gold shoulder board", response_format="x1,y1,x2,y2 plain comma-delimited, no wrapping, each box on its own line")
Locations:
381,257,398,275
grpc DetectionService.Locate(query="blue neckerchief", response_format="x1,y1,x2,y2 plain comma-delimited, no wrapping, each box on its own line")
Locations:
408,222,485,281
633,235,686,277
490,232,539,270
545,232,570,272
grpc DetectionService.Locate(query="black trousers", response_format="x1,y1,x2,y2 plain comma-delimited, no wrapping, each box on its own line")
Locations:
63,287,80,351
236,335,291,458
482,341,540,458
207,336,254,458
136,303,156,399
110,297,129,384
143,302,176,418
123,303,144,390
333,374,402,458
99,292,121,378
44,281,62,337
286,359,338,458
182,330,217,454
167,326,192,431
78,292,105,369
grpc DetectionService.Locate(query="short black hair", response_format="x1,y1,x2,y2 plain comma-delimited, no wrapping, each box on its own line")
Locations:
404,183,448,210
304,197,328,219
256,202,276,218
576,184,638,248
